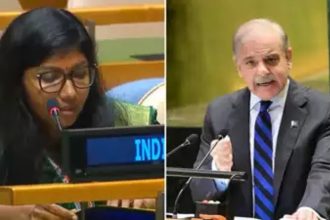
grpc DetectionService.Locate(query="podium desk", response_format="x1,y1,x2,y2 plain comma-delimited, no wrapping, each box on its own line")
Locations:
0,178,163,205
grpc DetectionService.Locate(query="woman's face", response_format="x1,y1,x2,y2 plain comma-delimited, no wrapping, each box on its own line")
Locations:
23,50,91,129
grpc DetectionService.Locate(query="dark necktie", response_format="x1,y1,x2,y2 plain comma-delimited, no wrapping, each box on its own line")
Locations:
254,101,274,220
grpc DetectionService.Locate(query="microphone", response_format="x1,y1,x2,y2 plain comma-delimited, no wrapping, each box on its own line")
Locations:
195,129,228,170
172,129,229,218
167,134,199,158
47,99,62,131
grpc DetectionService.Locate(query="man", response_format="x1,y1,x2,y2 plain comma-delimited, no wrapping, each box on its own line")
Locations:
190,18,330,220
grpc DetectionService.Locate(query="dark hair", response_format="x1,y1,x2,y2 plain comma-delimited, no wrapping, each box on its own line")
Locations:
0,7,125,184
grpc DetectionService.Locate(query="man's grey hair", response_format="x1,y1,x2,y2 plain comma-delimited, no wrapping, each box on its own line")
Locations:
232,18,289,56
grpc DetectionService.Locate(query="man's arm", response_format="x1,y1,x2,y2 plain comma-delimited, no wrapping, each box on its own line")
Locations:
290,112,330,219
189,105,225,201
281,207,324,220
0,204,77,220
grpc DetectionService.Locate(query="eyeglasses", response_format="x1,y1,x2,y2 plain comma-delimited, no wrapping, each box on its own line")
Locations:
36,64,96,93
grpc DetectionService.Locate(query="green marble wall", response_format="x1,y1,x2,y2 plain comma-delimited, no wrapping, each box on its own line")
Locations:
167,0,329,126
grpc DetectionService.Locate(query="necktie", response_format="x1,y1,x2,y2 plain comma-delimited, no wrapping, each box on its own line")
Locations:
254,101,274,220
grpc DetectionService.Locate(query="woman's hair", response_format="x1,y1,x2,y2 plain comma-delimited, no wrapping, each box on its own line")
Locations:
0,7,125,184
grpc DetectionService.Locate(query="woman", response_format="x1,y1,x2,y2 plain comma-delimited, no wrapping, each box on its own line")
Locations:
0,7,155,219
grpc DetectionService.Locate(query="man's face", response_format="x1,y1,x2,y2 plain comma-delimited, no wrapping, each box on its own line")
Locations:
235,31,292,100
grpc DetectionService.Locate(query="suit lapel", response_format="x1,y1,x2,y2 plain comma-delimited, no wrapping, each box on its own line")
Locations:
228,88,252,214
274,80,308,206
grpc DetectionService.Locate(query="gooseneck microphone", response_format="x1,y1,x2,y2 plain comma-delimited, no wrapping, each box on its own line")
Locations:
172,129,229,218
46,99,81,210
47,99,62,131
167,134,199,158
194,129,228,170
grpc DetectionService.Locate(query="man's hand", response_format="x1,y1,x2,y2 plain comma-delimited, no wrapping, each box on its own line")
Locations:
28,204,77,220
210,136,233,171
281,208,319,220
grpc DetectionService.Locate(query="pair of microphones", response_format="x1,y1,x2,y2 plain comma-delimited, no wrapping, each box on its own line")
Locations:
47,99,62,131
168,129,228,217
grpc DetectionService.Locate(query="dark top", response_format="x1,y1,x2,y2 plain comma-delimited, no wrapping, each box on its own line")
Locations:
190,80,330,219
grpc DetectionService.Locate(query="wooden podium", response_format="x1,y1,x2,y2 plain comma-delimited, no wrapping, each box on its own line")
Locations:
0,178,164,220
0,178,163,205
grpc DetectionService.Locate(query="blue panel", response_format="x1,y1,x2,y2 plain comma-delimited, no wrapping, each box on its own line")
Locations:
86,134,164,166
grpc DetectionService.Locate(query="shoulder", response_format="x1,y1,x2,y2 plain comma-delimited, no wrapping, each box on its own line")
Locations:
206,88,249,115
290,80,330,112
201,88,249,132
305,87,330,106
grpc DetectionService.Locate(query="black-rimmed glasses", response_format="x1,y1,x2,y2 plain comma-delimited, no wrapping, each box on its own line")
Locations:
36,64,96,93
